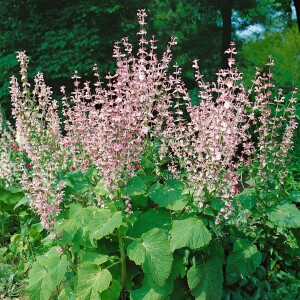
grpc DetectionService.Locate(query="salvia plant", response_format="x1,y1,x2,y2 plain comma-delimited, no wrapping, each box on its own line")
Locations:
1,9,299,300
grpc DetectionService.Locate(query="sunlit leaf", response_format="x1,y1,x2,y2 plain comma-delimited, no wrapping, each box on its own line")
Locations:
170,217,211,251
127,228,173,286
187,244,224,300
149,179,189,210
27,247,68,300
76,262,112,300
267,203,300,228
226,239,262,285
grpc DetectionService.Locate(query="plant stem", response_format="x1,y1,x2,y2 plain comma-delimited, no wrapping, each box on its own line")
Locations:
1,210,5,247
107,260,121,270
118,228,126,300
110,232,136,241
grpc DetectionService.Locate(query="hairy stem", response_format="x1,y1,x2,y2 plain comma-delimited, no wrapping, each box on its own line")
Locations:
118,228,127,300
1,210,5,247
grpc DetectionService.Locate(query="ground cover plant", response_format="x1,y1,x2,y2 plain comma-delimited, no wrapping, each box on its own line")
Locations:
1,9,300,300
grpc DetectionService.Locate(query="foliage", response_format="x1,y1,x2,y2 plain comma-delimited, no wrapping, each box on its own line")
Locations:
1,0,297,118
0,8,299,300
240,24,300,92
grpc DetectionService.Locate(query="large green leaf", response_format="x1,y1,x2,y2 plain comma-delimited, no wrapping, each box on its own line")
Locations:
58,218,78,244
94,180,109,197
78,250,108,265
27,247,68,300
267,203,300,228
131,252,185,299
27,263,54,300
234,188,258,210
76,262,112,300
58,287,75,300
100,279,122,300
131,263,181,300
290,191,300,203
59,205,123,245
130,279,166,300
0,187,25,210
127,228,173,286
14,196,30,209
87,210,123,243
170,217,211,251
122,176,146,196
127,208,172,238
226,239,262,285
149,179,189,210
187,245,224,300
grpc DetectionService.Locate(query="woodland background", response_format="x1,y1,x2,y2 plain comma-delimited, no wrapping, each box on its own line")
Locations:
0,0,299,119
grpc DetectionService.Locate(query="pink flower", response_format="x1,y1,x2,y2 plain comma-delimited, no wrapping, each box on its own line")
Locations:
233,185,240,195
135,164,141,170
243,161,249,166
56,247,63,254
26,163,33,169
71,166,76,171
113,143,123,152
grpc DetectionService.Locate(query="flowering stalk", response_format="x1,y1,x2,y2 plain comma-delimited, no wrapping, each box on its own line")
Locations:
7,10,298,230
61,9,189,192
117,227,127,300
10,52,68,229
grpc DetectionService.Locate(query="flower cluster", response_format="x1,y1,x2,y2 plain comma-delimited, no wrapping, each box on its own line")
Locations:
247,57,298,192
0,109,23,186
10,52,67,229
6,11,298,229
159,43,253,220
61,9,189,191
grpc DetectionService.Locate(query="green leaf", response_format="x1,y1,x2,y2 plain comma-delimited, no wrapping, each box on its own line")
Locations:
131,266,178,300
170,217,211,251
187,245,224,300
27,247,68,300
76,262,112,300
58,218,79,244
234,188,258,210
130,279,165,300
127,228,173,286
226,239,262,285
170,278,190,300
290,191,300,203
69,203,85,219
58,287,75,300
64,170,92,194
0,187,25,209
87,210,123,243
127,208,171,238
29,226,41,242
78,251,108,265
132,252,184,299
122,176,146,196
100,279,122,300
149,179,189,210
267,203,300,228
14,196,30,209
94,180,108,197
27,263,53,300
131,194,149,208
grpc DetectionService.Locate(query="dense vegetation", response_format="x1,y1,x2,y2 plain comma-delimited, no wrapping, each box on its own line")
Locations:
1,0,299,115
0,1,299,299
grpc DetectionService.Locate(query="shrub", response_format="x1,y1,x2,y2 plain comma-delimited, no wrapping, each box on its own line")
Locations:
1,9,299,300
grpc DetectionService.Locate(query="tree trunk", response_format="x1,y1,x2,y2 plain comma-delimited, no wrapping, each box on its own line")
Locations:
293,0,300,31
220,0,233,69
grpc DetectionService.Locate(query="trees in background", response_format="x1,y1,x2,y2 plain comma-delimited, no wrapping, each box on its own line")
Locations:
240,24,300,92
0,0,298,118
